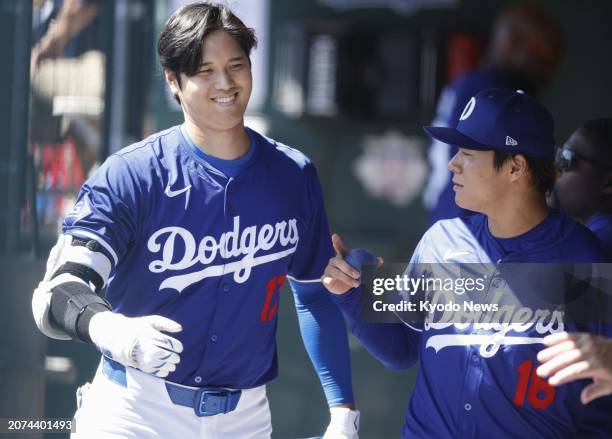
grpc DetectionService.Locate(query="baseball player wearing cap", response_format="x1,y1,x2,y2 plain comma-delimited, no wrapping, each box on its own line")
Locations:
323,89,612,437
31,2,359,438
423,4,564,225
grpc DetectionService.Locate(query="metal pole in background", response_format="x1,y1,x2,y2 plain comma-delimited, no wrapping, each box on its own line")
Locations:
102,0,154,157
3,0,32,254
0,2,46,438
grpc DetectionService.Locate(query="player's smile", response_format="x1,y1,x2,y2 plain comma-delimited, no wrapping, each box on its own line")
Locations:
211,92,238,106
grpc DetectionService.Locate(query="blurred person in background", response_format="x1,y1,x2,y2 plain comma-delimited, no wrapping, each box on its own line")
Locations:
30,0,104,175
539,119,612,435
549,118,612,251
423,2,564,224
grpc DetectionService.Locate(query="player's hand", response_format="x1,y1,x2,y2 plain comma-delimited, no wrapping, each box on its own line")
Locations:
30,32,66,79
89,311,183,378
536,331,612,404
321,234,382,295
323,407,360,439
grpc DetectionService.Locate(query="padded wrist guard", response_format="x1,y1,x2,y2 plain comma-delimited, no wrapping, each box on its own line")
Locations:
50,281,111,343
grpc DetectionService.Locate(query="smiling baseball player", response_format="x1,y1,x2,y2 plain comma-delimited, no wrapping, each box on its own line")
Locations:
323,89,612,437
31,2,359,438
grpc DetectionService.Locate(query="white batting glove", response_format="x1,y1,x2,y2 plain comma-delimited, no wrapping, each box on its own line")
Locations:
89,311,183,378
323,407,360,439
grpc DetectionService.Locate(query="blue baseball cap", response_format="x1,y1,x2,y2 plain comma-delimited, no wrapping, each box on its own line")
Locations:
423,88,555,158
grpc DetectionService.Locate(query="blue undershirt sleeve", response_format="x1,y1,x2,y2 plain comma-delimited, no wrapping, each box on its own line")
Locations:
330,286,420,371
289,278,354,406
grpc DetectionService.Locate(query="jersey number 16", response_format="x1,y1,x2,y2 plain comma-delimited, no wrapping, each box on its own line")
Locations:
513,359,556,409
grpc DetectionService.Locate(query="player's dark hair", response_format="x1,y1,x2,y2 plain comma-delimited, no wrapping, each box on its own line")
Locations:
157,2,257,105
493,151,556,194
577,118,612,163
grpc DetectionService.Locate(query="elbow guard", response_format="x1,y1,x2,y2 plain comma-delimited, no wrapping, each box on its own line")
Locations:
32,234,112,341
49,281,111,343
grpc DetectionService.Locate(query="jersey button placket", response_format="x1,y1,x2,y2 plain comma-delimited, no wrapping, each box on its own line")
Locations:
225,178,236,217
484,268,501,300
471,352,479,365
460,349,480,437
203,179,234,377
491,277,505,289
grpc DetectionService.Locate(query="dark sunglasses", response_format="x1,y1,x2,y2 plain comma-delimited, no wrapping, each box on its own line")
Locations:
555,147,612,172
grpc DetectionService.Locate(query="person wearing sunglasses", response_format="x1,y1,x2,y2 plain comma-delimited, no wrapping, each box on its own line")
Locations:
541,118,612,437
549,118,612,251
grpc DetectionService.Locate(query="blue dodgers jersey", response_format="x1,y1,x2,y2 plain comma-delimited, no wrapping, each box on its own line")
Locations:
62,126,334,388
403,210,612,438
587,214,612,253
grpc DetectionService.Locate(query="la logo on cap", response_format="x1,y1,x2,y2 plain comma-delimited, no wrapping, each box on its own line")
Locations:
459,97,476,121
506,136,518,146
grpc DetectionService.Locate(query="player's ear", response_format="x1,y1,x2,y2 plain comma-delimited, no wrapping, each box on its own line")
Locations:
509,154,528,182
164,68,181,99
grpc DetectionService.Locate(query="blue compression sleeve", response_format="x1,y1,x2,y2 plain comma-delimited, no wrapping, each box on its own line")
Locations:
289,278,354,406
330,287,420,370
